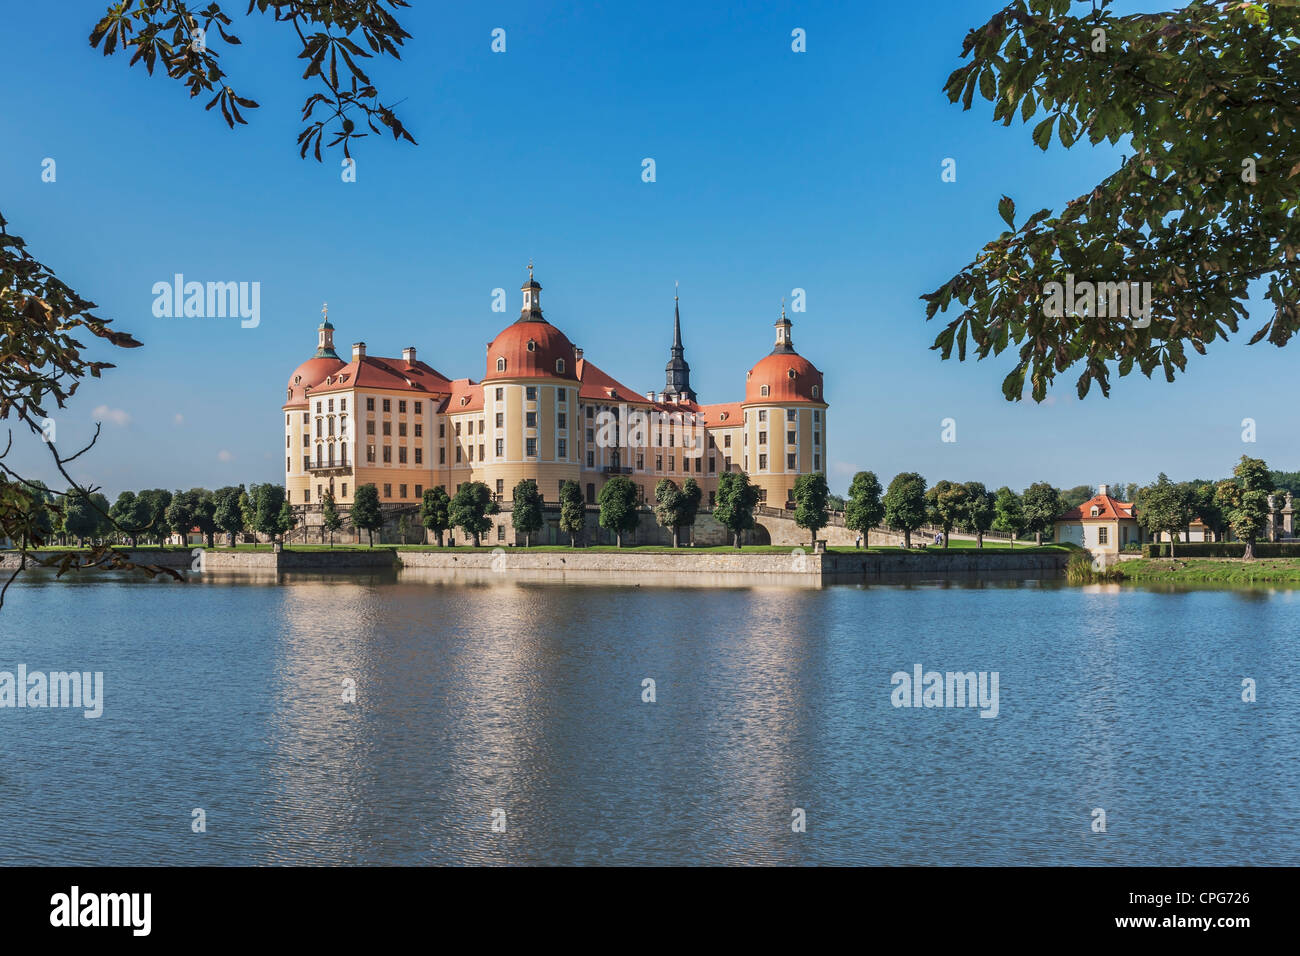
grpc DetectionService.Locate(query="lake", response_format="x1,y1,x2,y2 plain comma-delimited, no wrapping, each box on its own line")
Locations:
1,569,1297,865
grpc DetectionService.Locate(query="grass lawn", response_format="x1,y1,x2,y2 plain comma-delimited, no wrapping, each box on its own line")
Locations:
1119,557,1300,584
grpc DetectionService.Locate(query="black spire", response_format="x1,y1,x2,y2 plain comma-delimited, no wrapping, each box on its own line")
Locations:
663,285,696,402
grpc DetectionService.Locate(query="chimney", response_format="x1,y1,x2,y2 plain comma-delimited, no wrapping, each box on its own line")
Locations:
645,391,655,401
1098,483,1109,497
574,347,584,361
352,342,366,361
403,346,416,364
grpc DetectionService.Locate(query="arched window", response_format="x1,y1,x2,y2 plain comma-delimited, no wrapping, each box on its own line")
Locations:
760,384,770,397
496,357,506,372
527,339,536,352
811,385,820,399
555,358,565,374
1090,506,1100,517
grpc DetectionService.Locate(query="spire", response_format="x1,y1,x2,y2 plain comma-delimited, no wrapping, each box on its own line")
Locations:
518,264,544,322
772,299,795,353
662,284,696,402
314,303,339,358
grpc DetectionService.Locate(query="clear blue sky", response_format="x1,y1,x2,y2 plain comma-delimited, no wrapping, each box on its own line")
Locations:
2,1,1290,498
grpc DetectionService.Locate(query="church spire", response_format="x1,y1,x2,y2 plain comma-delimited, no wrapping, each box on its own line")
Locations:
662,283,696,402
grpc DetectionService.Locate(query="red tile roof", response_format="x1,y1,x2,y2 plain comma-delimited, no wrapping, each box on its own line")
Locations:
439,378,484,413
575,357,652,405
1059,493,1137,521
309,355,452,395
695,401,744,425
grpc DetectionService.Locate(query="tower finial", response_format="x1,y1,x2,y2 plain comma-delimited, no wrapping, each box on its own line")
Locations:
780,296,786,320
528,259,534,281
322,302,328,321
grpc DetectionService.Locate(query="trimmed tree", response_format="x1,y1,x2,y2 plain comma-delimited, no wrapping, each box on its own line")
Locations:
1137,473,1195,558
164,489,197,546
277,499,298,543
352,483,383,547
63,491,99,547
450,481,499,546
420,486,451,546
1022,482,1064,547
253,484,287,545
844,471,884,547
558,480,585,547
883,472,927,549
925,480,968,549
679,477,702,546
213,486,245,548
597,476,640,548
653,478,685,547
1214,455,1273,560
792,472,830,549
714,470,760,549
961,481,996,549
511,478,545,547
191,489,217,548
109,490,149,547
321,489,342,546
992,486,1026,548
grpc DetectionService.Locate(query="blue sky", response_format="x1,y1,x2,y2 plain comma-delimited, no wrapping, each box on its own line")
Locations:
2,0,1292,498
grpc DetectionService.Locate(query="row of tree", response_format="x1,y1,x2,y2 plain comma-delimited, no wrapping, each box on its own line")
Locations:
1135,456,1279,559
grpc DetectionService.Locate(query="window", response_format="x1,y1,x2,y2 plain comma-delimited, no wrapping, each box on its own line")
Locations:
303,412,309,424
495,387,504,401
760,385,770,397
709,457,716,473
787,369,796,380
787,409,796,421
366,446,376,463
415,484,422,498
415,448,422,464
758,410,767,422
286,434,291,448
399,423,407,437
526,438,537,456
286,456,291,471
526,412,537,428
497,525,505,541
399,400,407,414
414,402,421,415
479,444,484,460
558,388,566,403
316,420,322,437
527,339,536,352
813,432,820,446
496,479,504,495
383,446,392,463
341,442,347,463
316,401,322,413
526,386,537,401
455,422,461,436
496,412,504,428
382,399,391,412
813,410,821,422
558,438,567,457
327,399,334,413
383,484,391,498
636,454,644,470
586,428,594,442
468,445,474,462
656,455,663,471
366,398,374,411
555,358,565,374
383,422,391,436
759,454,767,470
586,483,595,504
724,434,731,448
812,385,820,399
788,453,797,470
558,413,566,429
814,454,820,470
342,484,347,497
759,431,767,445
668,456,675,472
439,422,445,438
414,423,422,438
586,406,594,419
787,431,795,445
439,448,445,464
304,434,310,446
1090,506,1100,517
587,451,595,468
1098,526,1109,545
495,438,504,456
456,447,462,463
399,447,408,464
497,357,507,372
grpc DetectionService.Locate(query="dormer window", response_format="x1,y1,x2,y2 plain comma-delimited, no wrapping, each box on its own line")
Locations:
497,357,507,372
812,385,820,399
294,375,301,385
527,340,536,352
1090,506,1100,517
787,369,796,379
760,385,770,397
555,358,565,374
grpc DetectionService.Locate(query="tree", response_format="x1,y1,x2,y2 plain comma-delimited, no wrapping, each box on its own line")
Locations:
396,512,410,544
925,480,968,549
420,486,451,546
277,499,298,544
190,489,217,548
239,486,257,539
653,479,686,547
450,482,499,546
63,491,100,546
961,481,996,548
1061,485,1095,510
1137,474,1195,557
109,491,149,547
1214,455,1273,560
352,483,383,547
254,484,287,545
844,471,884,546
992,486,1026,547
213,486,245,547
511,479,544,547
714,470,760,549
597,476,640,548
558,480,585,547
321,489,342,546
1189,481,1227,543
883,472,928,549
924,1,1300,403
679,477,702,546
792,472,830,549
137,489,173,545
1022,482,1064,546
165,489,197,546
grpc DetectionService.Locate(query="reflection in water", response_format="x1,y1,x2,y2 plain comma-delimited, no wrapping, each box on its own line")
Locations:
1,570,1298,864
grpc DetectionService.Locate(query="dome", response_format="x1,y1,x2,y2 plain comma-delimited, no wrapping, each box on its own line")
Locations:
484,319,579,381
286,355,345,405
744,352,825,405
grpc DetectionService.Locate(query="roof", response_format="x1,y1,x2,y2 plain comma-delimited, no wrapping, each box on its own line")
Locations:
695,401,744,426
308,355,452,396
743,351,825,405
439,378,484,413
1058,492,1137,522
483,319,579,382
575,357,652,404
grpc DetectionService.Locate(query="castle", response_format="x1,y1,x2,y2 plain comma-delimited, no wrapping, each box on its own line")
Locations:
282,271,827,536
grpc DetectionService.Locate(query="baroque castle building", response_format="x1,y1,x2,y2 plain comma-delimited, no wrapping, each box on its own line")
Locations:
283,272,827,523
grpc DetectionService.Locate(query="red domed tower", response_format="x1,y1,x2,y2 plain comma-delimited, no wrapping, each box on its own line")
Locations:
740,303,827,507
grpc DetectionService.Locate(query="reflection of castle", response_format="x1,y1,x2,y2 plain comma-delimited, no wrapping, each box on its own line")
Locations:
282,272,828,518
